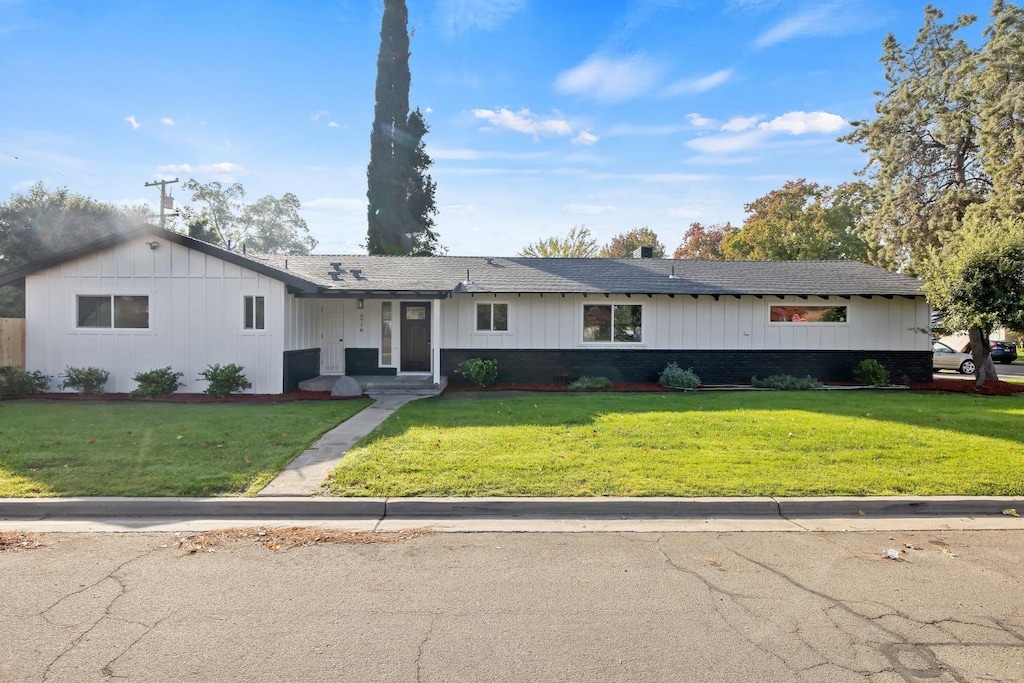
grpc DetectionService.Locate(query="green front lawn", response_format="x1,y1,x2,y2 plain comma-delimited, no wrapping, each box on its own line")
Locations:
0,400,371,497
327,391,1024,497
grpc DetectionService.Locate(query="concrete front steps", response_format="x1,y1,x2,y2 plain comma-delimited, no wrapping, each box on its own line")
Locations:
298,374,447,397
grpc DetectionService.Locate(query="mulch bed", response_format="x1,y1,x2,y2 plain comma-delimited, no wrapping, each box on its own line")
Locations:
4,379,1021,402
905,378,1024,396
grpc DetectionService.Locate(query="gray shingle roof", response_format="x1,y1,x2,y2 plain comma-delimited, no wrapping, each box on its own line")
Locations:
0,225,924,298
254,254,924,297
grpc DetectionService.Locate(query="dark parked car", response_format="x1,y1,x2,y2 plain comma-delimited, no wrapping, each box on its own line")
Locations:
990,341,1018,364
960,340,1018,365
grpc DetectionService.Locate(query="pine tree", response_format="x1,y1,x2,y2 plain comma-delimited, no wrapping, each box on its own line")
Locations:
366,0,441,255
840,7,987,273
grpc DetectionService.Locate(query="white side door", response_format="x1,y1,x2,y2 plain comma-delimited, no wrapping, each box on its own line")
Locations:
320,300,345,374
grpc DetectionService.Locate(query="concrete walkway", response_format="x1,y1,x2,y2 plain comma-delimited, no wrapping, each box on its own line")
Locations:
256,394,424,497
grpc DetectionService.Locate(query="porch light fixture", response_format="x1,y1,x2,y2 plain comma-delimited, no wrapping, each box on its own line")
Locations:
145,241,160,250
357,298,364,309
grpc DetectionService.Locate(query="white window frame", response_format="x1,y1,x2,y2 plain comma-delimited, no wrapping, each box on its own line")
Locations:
767,302,850,325
581,302,645,345
380,300,395,367
75,294,150,330
243,295,266,331
474,301,510,334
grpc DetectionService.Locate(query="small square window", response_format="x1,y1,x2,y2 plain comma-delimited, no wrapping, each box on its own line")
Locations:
244,296,265,330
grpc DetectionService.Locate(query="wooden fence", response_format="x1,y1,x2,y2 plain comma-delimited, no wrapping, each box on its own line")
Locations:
0,318,26,368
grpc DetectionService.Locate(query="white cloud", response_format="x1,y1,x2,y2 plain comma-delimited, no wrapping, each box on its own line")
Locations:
309,110,329,122
554,54,666,104
327,121,341,128
161,161,244,180
125,115,140,130
686,113,716,129
432,146,551,161
721,115,760,132
472,108,572,137
441,204,479,214
605,123,689,136
753,3,871,49
203,162,244,174
686,130,767,154
160,117,175,126
563,203,617,214
664,69,734,96
425,106,434,114
438,0,527,37
157,163,193,173
572,131,599,146
757,110,846,134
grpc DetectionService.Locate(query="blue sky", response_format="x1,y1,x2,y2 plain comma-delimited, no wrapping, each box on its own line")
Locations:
0,0,988,256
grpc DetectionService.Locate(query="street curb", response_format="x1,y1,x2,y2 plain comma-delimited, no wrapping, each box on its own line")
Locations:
0,497,386,519
0,496,1021,520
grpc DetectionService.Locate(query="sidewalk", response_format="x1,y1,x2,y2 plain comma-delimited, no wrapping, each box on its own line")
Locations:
256,393,423,497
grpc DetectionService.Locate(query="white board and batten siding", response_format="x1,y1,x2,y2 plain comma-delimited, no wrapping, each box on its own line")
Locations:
25,238,288,394
440,294,930,352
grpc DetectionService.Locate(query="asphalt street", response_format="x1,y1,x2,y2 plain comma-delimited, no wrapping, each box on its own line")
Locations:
3,529,1022,682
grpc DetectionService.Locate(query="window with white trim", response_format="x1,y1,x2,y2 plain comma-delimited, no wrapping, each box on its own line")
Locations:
244,295,265,330
769,305,847,323
582,303,642,343
476,302,509,332
77,295,149,329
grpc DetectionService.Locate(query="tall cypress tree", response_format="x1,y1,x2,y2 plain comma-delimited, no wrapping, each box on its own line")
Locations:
366,0,441,255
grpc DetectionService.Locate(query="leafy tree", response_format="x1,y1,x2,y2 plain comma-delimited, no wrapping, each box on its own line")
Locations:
366,0,442,255
923,214,1024,385
0,183,147,316
721,180,870,261
181,180,317,254
599,227,665,258
672,222,735,260
518,225,598,258
840,6,988,273
978,0,1024,218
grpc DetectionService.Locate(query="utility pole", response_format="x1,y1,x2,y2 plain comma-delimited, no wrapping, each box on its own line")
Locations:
144,178,180,229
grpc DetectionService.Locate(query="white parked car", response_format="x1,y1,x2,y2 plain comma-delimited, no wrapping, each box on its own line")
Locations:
932,341,975,374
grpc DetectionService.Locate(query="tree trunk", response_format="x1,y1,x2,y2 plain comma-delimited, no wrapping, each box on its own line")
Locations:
968,327,999,387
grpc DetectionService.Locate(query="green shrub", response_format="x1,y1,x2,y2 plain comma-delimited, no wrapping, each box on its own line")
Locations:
751,374,822,390
453,358,498,388
132,367,185,398
569,376,613,390
855,359,891,387
198,363,249,397
658,363,701,390
0,366,51,397
61,366,110,395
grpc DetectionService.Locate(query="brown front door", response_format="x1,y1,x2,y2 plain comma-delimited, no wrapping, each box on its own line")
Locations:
400,303,431,372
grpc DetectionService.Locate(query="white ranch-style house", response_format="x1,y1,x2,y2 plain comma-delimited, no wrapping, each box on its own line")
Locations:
0,225,932,394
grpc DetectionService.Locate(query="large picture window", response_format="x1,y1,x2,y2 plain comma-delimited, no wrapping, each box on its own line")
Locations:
770,305,847,323
244,295,265,330
476,302,509,332
77,295,149,329
583,304,642,343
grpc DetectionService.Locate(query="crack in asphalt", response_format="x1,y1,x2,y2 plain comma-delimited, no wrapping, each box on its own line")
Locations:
38,546,160,681
653,534,830,681
415,615,437,683
717,539,982,683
